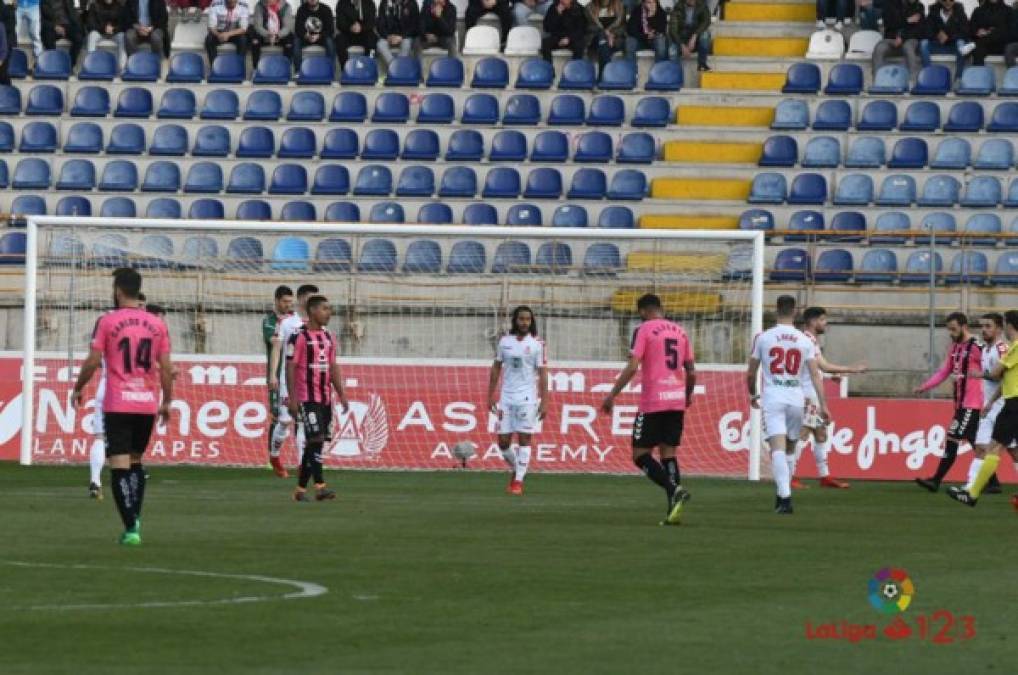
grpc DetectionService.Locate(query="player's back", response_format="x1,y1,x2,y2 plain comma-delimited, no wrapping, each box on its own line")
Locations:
91,307,170,415
632,318,694,413
753,325,814,406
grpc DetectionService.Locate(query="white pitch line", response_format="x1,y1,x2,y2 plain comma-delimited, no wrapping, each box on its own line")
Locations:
0,560,328,611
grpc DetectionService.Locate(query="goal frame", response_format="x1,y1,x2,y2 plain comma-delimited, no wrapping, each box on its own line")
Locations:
20,216,765,478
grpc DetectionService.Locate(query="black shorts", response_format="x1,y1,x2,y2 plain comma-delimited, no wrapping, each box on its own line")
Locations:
948,407,979,443
633,410,685,449
992,399,1018,447
300,403,333,442
103,412,156,457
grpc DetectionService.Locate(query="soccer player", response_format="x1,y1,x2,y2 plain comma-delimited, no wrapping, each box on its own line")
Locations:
486,306,548,496
71,269,173,545
792,306,866,490
601,294,695,525
286,295,349,502
948,310,1018,507
746,295,828,515
913,312,983,493
262,285,295,478
965,313,1007,495
269,283,318,468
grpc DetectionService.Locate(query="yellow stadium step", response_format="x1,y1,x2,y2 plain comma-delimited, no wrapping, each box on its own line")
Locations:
651,178,751,201
676,105,775,127
612,289,722,315
713,37,808,58
699,71,786,91
725,2,815,22
640,215,740,230
663,141,762,164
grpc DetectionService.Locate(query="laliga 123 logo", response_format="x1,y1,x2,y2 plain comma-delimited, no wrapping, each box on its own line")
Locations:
327,394,388,459
868,567,914,615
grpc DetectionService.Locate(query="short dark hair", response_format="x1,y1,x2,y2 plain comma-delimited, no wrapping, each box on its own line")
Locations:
637,293,662,312
776,295,796,317
274,285,293,300
138,292,146,304
146,303,166,317
802,306,826,323
114,268,142,299
946,312,968,327
510,305,538,336
306,295,329,311
981,312,1004,329
296,284,319,297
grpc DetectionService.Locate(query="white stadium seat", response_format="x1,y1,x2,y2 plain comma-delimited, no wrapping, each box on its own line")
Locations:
805,29,845,61
846,30,882,61
462,26,501,56
504,27,542,57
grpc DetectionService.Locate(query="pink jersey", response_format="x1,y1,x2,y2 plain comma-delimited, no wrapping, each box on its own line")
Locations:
286,327,338,405
630,318,695,413
90,307,170,415
918,337,984,410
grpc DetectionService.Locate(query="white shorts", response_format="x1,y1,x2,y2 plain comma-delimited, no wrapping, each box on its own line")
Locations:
91,408,104,436
802,397,826,431
976,399,1004,446
498,401,538,435
762,402,804,443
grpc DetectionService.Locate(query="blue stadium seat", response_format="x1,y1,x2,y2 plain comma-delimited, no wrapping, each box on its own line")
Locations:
0,232,27,265
812,99,851,130
483,167,521,198
10,195,46,216
417,92,455,123
995,252,1018,284
100,197,136,218
599,59,636,90
237,199,272,220
78,50,117,80
833,173,874,205
583,243,621,274
313,238,352,271
559,59,596,90
845,136,885,168
7,49,27,79
367,202,402,225
974,139,1014,170
404,240,443,273
225,237,263,269
445,129,484,161
944,101,984,132
395,166,435,197
312,165,350,195
871,211,911,244
147,198,183,219
606,169,646,200
869,65,909,94
184,161,225,193
34,49,71,80
225,162,266,194
69,86,108,117
507,204,542,227
136,234,175,269
244,89,282,121
901,251,943,284
956,65,995,95
739,209,774,232
439,165,478,197
461,93,499,124
771,99,809,130
782,62,821,94
911,64,951,95
20,121,57,153
330,91,367,122
548,94,585,125
361,128,399,160
114,87,152,118
447,240,486,272
297,55,335,85
814,249,853,282
122,52,160,82
535,242,572,273
785,209,824,242
463,202,497,225
965,213,1002,246
857,99,897,131
930,137,971,169
802,136,841,168
402,129,440,161
574,131,612,163
270,164,309,195
209,53,246,83
568,168,607,199
167,52,205,83
748,173,787,204
824,63,863,95
91,233,127,266
200,89,240,120
192,125,230,157
946,251,989,285
888,137,928,168
632,96,670,127
0,86,20,115
324,202,360,222
524,167,562,199
503,93,541,125
918,174,961,207
516,57,554,89
417,202,453,225
149,124,188,156
280,201,316,221
1001,67,1018,95
358,239,398,271
105,123,144,154
341,55,377,85
287,91,325,121
645,60,682,91
987,102,1018,132
759,135,798,167
490,130,527,161
875,176,919,208
237,126,275,158
470,55,506,88
587,95,624,126
373,92,410,123
12,158,51,189
770,248,810,281
157,88,196,119
321,128,359,159
552,204,588,227
617,132,655,164
353,165,393,196
492,241,532,272
431,56,468,87
0,122,11,152
55,196,92,217
917,212,957,244
253,54,291,84
788,173,827,205
857,249,899,282
960,176,1002,207
278,128,317,159
530,130,568,162
385,56,422,86
830,211,866,242
56,159,96,190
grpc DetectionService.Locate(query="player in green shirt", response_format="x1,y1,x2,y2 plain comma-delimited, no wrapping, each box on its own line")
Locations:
263,285,295,477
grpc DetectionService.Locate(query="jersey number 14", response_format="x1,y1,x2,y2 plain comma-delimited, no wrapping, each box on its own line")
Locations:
117,337,153,373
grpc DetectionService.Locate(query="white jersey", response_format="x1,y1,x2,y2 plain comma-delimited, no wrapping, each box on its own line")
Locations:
752,325,817,408
982,340,1008,403
496,334,546,405
275,312,303,398
800,331,822,400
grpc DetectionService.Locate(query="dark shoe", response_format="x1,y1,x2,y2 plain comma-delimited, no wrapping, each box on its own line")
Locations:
915,478,939,493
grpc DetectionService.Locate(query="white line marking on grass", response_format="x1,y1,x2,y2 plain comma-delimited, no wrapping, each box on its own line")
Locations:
0,560,328,611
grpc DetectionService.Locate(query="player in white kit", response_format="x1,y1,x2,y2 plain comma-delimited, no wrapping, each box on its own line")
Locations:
968,312,1006,494
487,306,548,496
269,284,318,467
746,296,829,514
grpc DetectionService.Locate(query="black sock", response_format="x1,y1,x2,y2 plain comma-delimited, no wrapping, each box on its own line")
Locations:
298,449,313,488
988,472,1001,488
129,463,146,520
111,468,136,530
662,457,680,486
267,421,277,459
931,439,960,483
308,443,324,485
635,454,675,495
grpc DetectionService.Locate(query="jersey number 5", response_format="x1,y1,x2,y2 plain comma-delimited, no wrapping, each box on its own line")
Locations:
117,337,153,373
664,338,680,370
768,346,802,375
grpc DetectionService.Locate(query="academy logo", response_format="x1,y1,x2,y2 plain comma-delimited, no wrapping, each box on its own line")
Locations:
328,394,388,460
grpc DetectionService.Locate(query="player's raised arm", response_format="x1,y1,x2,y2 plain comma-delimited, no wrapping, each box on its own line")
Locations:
71,347,104,408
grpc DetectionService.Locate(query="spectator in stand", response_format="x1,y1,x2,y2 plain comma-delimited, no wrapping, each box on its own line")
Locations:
920,0,970,78
335,0,375,66
205,0,249,66
540,0,584,60
465,0,512,44
123,0,169,61
817,0,851,30
168,0,211,21
624,0,667,61
968,0,1010,66
249,0,293,67
871,0,924,77
375,0,417,67
586,0,625,75
41,0,83,65
669,0,711,72
85,0,126,70
0,3,9,85
419,0,456,56
15,0,44,59
514,0,551,27
1004,0,1018,67
293,0,335,68
857,0,884,31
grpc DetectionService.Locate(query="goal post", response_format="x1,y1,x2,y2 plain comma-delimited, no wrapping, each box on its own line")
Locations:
19,216,764,479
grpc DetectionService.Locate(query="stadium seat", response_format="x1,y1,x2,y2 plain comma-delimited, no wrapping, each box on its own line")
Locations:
340,55,377,85
771,99,809,130
146,198,182,218
996,252,1018,283
552,204,588,227
0,86,20,115
531,130,569,162
468,55,509,88
417,92,455,123
191,125,230,157
461,93,499,124
956,65,995,95
869,65,909,94
149,124,188,156
91,233,127,266
814,249,853,282
535,242,573,273
157,88,197,119
105,123,144,155
324,202,360,222
417,202,453,225
787,174,827,205
782,62,821,94
830,211,866,242
321,128,359,159
180,234,219,264
918,174,961,207
200,89,240,120
224,237,263,269
567,168,608,200
559,59,596,90
965,213,1002,246
430,56,468,87
930,137,972,170
888,137,928,169
857,99,898,131
847,29,882,59
34,49,71,80
946,251,989,285
123,52,160,82
632,96,670,127
280,201,315,221
373,92,410,123
505,25,541,56
524,167,563,199
330,91,367,122
187,200,224,223
516,57,554,89
244,89,282,121
55,159,96,191
917,212,957,245
900,101,941,132
237,126,275,158
507,204,542,227
901,251,943,284
770,248,810,281
825,63,863,95
974,139,1014,170
600,59,637,90
812,100,851,130
482,167,522,198
463,24,501,55
587,95,624,126
313,238,352,271
463,203,497,225
402,129,440,161
270,164,309,195
99,197,136,218
987,102,1018,132
802,136,841,168
447,240,487,273
446,129,484,161
759,135,798,167
0,122,11,153
209,53,245,83
167,52,205,83
20,121,57,153
270,237,310,271
607,169,646,200
184,161,224,194
806,28,844,59
55,195,92,217
253,54,291,84
583,243,621,274
354,165,394,196
403,239,443,273
1001,67,1018,96
961,176,1002,207
225,162,266,194
385,56,422,87
237,199,272,220
944,101,984,132
857,249,899,282
845,136,885,168
287,91,325,122
911,64,951,95
296,55,334,85
548,94,585,125
358,239,398,271
748,173,787,204
645,60,682,91
12,158,51,189
503,94,541,125
490,130,527,162
311,165,350,195
833,173,874,205
395,166,435,197
69,86,108,117
361,129,400,160
10,195,46,216
0,232,26,265
785,210,824,242
78,50,117,81
114,87,152,118
492,241,532,272
871,211,911,244
574,131,612,163
617,133,655,164
278,128,317,159
7,49,27,79
739,209,775,232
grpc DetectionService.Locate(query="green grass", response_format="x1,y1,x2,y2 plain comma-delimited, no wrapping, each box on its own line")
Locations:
0,464,1016,674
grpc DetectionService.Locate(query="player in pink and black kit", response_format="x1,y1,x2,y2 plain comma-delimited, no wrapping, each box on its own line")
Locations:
913,312,984,493
72,269,173,546
286,295,349,502
601,294,695,525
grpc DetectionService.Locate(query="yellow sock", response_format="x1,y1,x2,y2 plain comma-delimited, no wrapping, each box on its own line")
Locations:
970,454,1000,499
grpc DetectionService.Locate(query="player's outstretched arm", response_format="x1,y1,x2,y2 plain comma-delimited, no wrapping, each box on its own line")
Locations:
817,354,867,375
70,348,103,408
914,351,952,395
487,360,502,413
807,358,830,422
746,357,761,409
158,352,174,425
330,361,349,413
601,356,640,414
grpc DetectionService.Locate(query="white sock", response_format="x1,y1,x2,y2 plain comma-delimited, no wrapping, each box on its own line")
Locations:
270,422,289,458
89,438,105,486
813,438,830,478
772,449,792,498
296,425,306,466
500,447,517,470
786,445,800,479
514,446,531,482
966,458,983,491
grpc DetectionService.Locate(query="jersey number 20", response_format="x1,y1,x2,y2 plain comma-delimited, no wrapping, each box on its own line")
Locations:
768,346,802,375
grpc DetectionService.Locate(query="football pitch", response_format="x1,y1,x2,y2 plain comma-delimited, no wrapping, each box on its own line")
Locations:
1,464,1015,675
